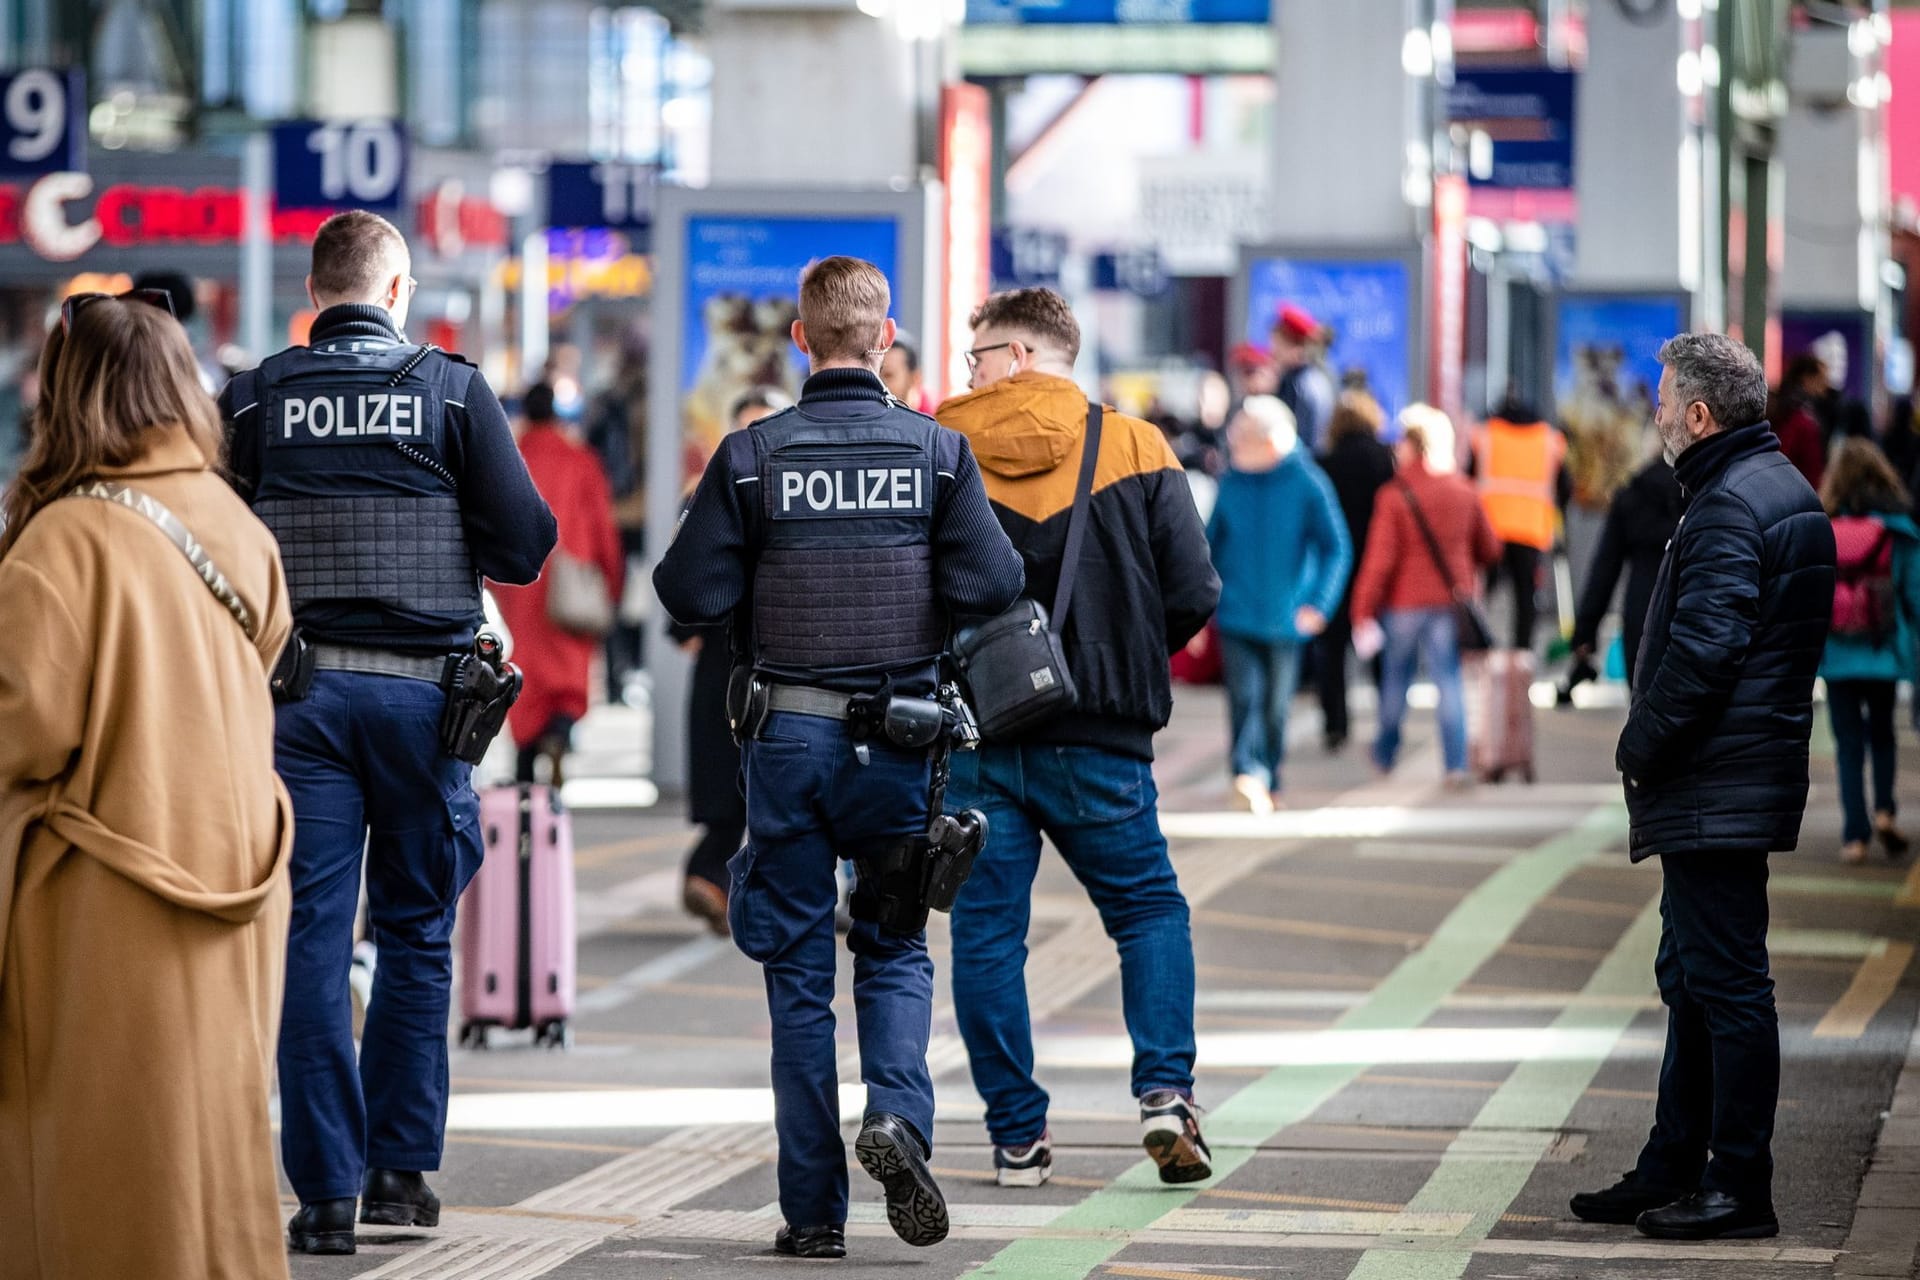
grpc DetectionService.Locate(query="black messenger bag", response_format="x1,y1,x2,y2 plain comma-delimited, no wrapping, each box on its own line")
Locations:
953,402,1103,739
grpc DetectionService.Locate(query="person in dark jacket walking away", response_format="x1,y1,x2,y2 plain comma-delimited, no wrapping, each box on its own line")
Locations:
1569,455,1683,690
1571,334,1834,1242
1816,439,1920,865
1208,395,1350,811
939,287,1220,1189
1316,390,1397,751
1271,304,1337,452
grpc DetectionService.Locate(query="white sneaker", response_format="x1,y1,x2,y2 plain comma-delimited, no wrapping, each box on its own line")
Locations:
993,1131,1053,1187
1231,774,1274,815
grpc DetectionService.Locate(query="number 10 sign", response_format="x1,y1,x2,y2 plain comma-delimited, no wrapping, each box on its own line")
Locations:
272,119,408,214
0,67,85,177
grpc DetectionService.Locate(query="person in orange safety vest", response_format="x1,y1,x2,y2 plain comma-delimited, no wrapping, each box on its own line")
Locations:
1472,393,1569,652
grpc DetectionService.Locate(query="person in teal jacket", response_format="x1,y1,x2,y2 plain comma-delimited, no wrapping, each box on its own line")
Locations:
1206,394,1352,811
1817,439,1920,864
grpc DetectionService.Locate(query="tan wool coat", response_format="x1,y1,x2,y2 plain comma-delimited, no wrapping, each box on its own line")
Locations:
0,432,295,1280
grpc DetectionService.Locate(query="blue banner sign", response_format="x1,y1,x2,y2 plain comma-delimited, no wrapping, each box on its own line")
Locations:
1092,247,1169,298
0,67,85,177
1244,256,1412,420
991,227,1068,289
1446,68,1577,190
547,161,654,236
272,119,408,213
968,0,1269,23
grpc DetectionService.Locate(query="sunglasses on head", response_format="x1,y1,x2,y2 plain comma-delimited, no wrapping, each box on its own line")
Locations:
60,288,177,335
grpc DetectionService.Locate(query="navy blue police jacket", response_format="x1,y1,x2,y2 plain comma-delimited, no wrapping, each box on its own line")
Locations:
1617,421,1836,861
653,367,1024,695
220,305,556,654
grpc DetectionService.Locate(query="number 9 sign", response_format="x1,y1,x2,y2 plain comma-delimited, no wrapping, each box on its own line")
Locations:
0,67,85,177
273,119,409,214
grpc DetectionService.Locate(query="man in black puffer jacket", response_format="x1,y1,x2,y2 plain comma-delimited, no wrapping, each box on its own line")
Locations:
1571,334,1835,1243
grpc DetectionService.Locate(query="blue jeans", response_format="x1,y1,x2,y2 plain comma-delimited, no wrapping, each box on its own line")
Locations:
275,671,484,1203
732,711,935,1228
1220,632,1304,791
1373,607,1468,775
1827,679,1898,845
1634,853,1777,1202
947,745,1195,1147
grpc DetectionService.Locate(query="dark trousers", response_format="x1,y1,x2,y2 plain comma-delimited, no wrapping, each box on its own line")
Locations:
687,817,745,889
1634,852,1777,1203
731,711,935,1228
1827,679,1898,845
1316,599,1381,744
1487,542,1544,651
275,672,485,1203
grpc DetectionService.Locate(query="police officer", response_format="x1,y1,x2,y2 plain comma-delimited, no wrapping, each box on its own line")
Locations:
655,256,1023,1259
219,210,557,1255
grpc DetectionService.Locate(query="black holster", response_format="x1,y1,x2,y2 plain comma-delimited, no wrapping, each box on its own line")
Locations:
438,639,522,763
270,628,317,703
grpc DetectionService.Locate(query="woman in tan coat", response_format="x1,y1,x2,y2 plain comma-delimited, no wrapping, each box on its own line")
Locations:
0,295,294,1279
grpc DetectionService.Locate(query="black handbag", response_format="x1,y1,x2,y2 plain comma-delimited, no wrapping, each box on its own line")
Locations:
1396,477,1495,653
953,402,1103,738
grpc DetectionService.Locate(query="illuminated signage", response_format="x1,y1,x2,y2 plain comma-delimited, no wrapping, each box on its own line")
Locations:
940,84,992,401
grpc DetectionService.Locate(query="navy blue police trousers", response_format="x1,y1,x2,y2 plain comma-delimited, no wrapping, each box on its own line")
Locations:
729,710,937,1228
275,671,484,1203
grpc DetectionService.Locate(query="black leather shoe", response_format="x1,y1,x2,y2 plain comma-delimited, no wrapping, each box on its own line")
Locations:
360,1168,441,1228
855,1112,949,1247
287,1198,356,1255
1570,1171,1693,1225
774,1223,846,1259
1636,1190,1778,1240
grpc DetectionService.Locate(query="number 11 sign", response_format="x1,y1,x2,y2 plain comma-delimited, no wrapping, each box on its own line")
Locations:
272,118,409,214
0,67,85,178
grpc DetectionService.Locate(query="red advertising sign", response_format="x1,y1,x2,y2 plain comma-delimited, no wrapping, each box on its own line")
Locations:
940,84,992,403
1430,173,1468,425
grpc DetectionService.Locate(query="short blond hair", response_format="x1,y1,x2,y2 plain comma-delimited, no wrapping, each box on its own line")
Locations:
798,256,891,363
1398,403,1457,473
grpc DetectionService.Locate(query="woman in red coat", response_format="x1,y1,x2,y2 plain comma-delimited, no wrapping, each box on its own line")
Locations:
493,384,625,783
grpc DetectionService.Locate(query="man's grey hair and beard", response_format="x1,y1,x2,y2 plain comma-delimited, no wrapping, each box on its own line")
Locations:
1658,334,1769,431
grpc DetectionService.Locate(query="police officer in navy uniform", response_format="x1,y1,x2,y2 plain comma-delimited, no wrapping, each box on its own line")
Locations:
655,257,1023,1259
219,211,557,1255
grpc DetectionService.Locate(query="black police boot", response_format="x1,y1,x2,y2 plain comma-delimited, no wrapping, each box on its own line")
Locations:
1569,1171,1693,1225
1636,1190,1778,1240
360,1168,442,1228
855,1112,948,1247
287,1198,356,1255
774,1223,847,1259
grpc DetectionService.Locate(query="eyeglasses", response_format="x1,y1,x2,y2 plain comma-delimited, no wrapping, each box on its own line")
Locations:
60,288,177,335
964,342,1014,372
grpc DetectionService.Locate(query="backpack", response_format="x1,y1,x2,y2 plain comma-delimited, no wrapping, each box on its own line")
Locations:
1831,515,1896,641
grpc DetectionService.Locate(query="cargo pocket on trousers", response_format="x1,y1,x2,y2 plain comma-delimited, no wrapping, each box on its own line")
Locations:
726,842,780,962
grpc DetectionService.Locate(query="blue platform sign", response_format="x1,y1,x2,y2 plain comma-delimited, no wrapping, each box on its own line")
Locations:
1446,68,1577,190
991,227,1068,289
968,0,1268,22
0,67,85,177
272,119,408,213
547,161,654,238
1244,255,1412,420
1092,247,1170,298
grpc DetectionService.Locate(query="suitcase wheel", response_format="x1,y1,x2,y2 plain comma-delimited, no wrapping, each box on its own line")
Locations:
459,1021,492,1051
535,1019,573,1051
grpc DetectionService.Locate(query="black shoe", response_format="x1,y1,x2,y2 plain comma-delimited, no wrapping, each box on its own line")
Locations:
1570,1171,1693,1225
1636,1190,1778,1240
855,1112,948,1247
774,1223,846,1259
1140,1090,1213,1184
287,1198,356,1255
360,1168,441,1228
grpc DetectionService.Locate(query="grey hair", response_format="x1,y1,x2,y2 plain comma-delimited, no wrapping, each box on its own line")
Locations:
1657,333,1768,430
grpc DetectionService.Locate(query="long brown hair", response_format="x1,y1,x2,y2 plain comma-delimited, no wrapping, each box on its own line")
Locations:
1820,438,1909,518
0,299,223,557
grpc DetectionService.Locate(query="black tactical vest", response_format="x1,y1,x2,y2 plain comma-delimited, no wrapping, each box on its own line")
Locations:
247,341,482,626
749,408,943,680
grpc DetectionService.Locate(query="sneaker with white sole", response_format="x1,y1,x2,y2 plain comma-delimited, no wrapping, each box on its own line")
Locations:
1139,1090,1212,1184
1230,774,1274,816
993,1131,1053,1187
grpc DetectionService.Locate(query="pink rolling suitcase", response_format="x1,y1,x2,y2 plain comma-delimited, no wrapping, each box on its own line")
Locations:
459,784,576,1049
1471,649,1537,784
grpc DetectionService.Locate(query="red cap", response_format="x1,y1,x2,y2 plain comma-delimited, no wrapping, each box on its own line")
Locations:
1274,303,1319,343
1229,341,1269,370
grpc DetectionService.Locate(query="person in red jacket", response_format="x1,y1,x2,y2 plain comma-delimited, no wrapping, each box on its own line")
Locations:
1351,404,1501,786
1770,355,1828,490
493,382,625,784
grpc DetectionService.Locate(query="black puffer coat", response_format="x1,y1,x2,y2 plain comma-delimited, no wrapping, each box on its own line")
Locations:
1617,422,1835,861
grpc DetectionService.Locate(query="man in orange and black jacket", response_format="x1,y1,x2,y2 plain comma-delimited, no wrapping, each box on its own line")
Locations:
936,287,1220,1191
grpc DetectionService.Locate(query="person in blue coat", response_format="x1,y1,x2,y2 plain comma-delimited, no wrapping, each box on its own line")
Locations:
1816,438,1920,864
1206,394,1351,811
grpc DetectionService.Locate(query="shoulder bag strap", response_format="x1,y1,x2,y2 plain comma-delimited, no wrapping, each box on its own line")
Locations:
1050,401,1105,631
1395,477,1464,600
67,481,260,642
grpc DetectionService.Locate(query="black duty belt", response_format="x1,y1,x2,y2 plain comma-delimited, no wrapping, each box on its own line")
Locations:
765,683,853,721
312,643,445,683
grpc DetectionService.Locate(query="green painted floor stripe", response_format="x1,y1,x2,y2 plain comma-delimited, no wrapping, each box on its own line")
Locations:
971,804,1629,1279
1770,873,1902,901
1343,894,1663,1280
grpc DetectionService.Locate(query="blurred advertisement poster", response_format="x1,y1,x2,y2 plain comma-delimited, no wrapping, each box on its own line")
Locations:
678,214,899,479
1551,292,1685,509
1780,309,1872,404
941,85,992,403
1243,254,1412,419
